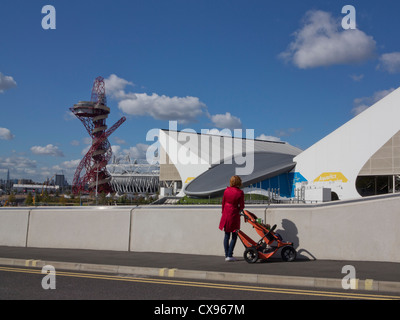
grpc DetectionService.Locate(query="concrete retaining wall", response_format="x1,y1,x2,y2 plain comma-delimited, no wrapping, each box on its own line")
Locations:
0,207,132,252
1,194,400,262
265,195,400,262
27,207,132,251
0,209,30,247
130,206,264,256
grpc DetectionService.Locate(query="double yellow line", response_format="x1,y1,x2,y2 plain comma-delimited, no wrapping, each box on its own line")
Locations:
0,265,399,300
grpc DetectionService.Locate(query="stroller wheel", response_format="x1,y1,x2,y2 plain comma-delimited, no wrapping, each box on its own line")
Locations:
281,246,296,262
243,247,258,263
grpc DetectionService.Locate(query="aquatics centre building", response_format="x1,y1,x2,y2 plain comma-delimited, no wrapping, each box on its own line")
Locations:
158,86,400,202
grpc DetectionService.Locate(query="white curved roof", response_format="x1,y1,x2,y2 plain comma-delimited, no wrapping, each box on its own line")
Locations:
184,151,297,197
159,129,302,197
294,86,400,200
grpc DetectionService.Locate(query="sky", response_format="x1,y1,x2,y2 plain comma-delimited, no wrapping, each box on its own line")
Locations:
1,0,400,184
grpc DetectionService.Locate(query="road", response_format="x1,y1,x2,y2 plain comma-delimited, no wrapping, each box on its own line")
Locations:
1,265,399,302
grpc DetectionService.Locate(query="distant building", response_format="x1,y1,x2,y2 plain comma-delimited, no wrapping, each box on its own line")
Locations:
55,174,68,189
159,86,400,202
6,169,12,192
108,159,159,195
12,184,59,193
158,129,301,198
18,179,34,185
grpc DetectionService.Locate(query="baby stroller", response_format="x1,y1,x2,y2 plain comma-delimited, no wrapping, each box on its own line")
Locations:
237,210,297,263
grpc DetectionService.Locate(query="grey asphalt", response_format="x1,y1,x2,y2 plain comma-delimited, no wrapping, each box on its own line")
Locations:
1,245,400,293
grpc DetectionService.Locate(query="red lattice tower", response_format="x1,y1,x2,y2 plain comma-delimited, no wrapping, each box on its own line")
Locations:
70,76,126,195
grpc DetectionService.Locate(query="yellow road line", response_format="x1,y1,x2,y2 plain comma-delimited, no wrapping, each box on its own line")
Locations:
0,266,399,300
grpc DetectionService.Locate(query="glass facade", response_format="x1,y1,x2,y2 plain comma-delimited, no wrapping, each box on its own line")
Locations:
356,175,400,197
357,131,400,197
248,172,307,198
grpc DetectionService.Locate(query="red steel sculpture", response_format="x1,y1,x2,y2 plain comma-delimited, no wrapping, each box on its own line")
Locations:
70,76,126,195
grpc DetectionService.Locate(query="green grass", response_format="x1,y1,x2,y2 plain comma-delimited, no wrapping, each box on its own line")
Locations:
177,194,270,205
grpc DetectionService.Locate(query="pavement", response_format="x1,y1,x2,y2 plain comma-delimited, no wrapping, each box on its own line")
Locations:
1,245,400,294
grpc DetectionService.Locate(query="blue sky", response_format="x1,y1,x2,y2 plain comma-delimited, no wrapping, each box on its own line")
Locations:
1,0,400,183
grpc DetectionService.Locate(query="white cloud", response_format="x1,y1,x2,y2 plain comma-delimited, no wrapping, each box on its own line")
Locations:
0,156,37,179
0,127,15,140
130,143,152,160
105,74,207,124
82,137,92,145
64,110,76,121
210,112,242,129
50,159,81,184
111,145,121,155
349,74,364,82
0,156,37,170
113,137,126,145
58,159,81,169
279,10,376,69
81,144,90,156
115,143,149,159
1,154,79,183
377,52,400,74
352,88,395,116
256,134,281,142
104,74,134,99
31,144,65,157
118,93,207,124
0,72,17,93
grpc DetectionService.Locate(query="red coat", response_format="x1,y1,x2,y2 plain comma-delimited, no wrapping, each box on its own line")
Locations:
219,186,245,232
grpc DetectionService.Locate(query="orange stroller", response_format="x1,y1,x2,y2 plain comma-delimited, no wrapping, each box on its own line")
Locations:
237,210,297,263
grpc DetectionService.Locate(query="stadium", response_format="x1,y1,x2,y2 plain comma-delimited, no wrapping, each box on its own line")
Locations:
108,157,159,195
157,86,400,202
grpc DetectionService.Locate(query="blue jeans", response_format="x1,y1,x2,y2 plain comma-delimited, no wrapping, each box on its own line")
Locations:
224,232,238,258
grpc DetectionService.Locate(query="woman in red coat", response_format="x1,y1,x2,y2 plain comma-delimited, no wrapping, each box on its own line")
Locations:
219,175,245,261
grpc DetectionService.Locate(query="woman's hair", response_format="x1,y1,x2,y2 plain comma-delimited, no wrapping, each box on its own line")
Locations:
229,175,242,188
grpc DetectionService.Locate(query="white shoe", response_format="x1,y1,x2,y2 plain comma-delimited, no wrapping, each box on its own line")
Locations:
225,257,237,262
